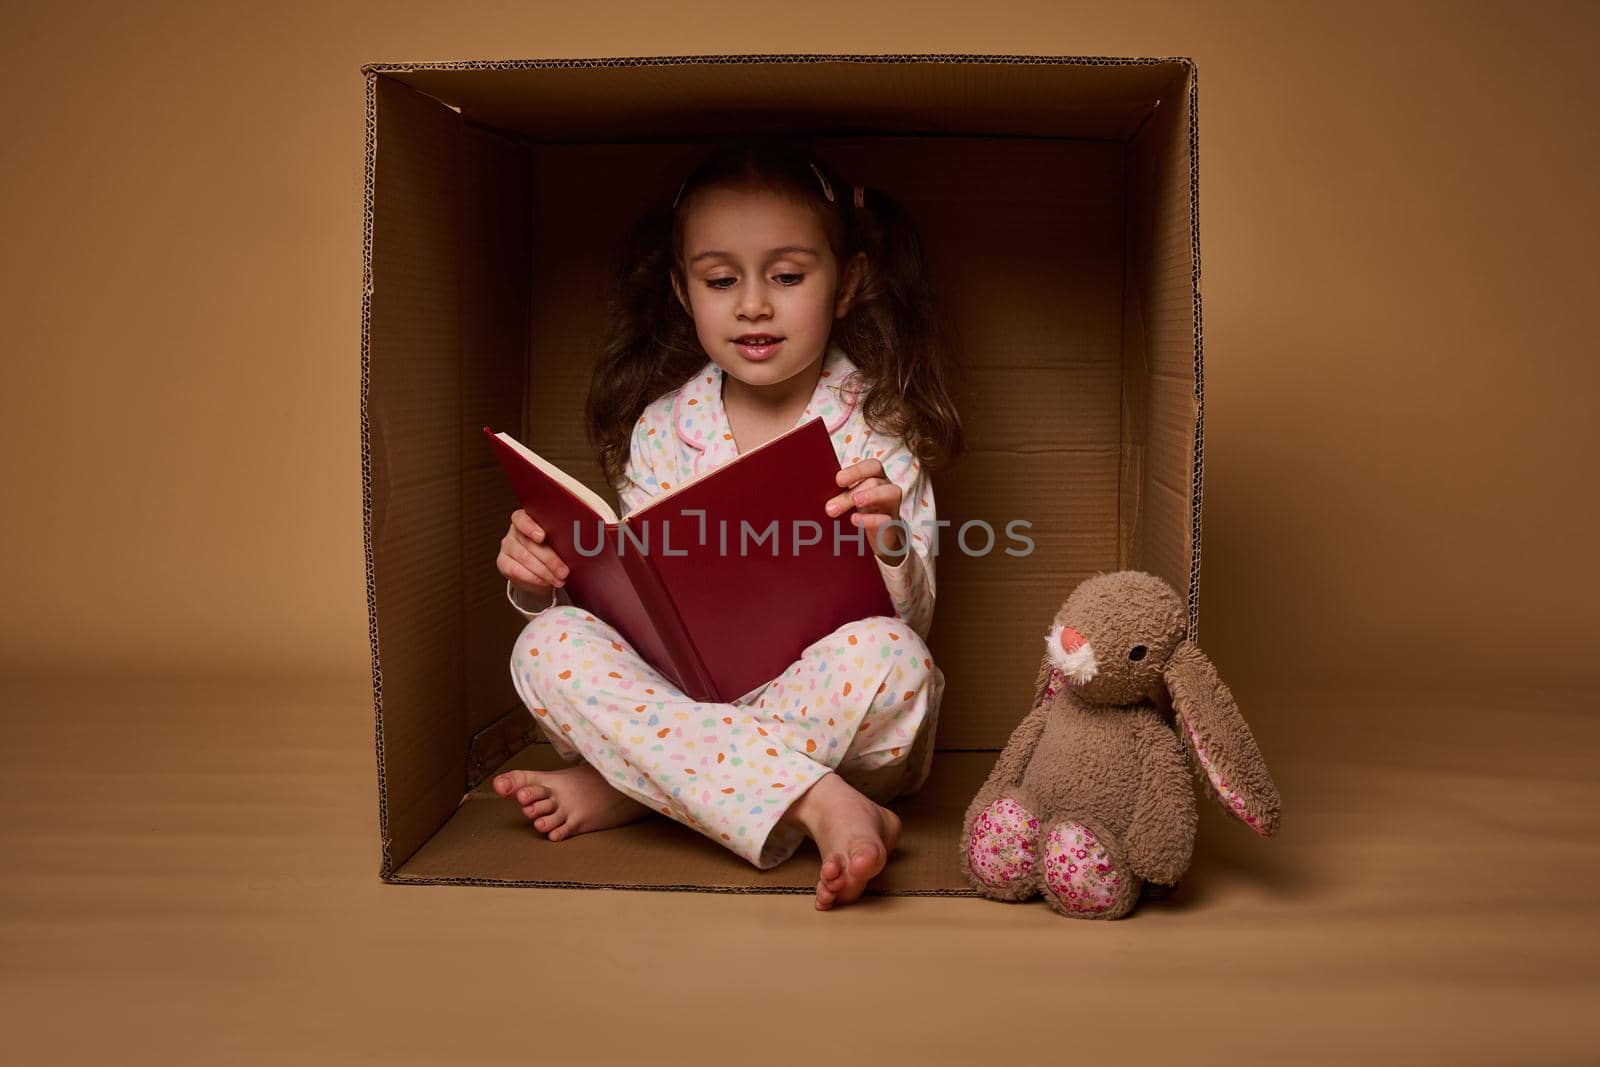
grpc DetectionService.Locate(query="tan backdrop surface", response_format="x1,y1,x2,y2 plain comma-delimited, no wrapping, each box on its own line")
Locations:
1,2,1596,1064
0,1,1594,693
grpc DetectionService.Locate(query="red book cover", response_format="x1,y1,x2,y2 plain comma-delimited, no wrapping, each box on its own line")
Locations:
483,417,895,702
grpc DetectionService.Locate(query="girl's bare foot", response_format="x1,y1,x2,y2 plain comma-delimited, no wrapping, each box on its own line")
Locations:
783,772,902,910
492,763,648,841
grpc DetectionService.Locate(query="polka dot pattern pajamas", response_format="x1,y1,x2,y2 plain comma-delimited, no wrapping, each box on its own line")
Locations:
506,343,945,868
510,605,942,867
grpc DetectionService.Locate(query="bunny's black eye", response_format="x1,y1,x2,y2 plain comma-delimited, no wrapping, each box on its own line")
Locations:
1128,645,1147,661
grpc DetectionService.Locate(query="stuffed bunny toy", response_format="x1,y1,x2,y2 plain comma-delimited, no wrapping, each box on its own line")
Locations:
958,570,1280,919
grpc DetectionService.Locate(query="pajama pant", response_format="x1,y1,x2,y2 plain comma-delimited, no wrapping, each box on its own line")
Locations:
508,605,944,869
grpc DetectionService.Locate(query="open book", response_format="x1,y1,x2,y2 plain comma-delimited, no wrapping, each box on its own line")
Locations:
484,417,894,703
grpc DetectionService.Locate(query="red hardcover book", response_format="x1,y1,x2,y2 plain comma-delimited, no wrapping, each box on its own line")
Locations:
483,417,895,703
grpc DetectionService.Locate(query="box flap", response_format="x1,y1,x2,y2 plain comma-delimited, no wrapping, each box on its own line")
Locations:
374,54,1183,142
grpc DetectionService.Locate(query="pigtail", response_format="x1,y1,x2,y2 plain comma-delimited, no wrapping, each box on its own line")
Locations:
586,202,705,490
836,185,966,472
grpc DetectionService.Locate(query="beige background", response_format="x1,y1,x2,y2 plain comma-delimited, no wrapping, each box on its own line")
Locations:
2,2,1597,1063
1,0,1594,693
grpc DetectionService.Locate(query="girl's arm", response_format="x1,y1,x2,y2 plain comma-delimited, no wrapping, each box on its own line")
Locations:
616,407,668,519
608,399,678,518
503,510,570,620
506,580,565,619
870,438,938,642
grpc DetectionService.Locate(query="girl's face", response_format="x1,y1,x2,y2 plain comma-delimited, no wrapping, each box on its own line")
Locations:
672,185,863,396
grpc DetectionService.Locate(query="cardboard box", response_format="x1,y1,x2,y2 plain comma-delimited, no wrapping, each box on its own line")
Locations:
362,54,1206,890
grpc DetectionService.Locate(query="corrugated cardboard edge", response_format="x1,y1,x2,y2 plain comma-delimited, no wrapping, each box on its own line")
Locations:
360,52,1205,883
360,70,393,878
379,875,974,896
357,52,1195,76
1184,61,1206,645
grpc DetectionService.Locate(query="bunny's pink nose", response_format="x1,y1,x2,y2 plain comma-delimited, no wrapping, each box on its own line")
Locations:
1059,627,1087,654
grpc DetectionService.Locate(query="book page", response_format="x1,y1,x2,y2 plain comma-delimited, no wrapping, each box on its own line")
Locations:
494,433,619,525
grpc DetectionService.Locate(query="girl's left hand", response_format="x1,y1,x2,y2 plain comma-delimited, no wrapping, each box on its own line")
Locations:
825,459,906,563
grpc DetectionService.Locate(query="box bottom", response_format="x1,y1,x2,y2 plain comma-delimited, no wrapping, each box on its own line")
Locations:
391,746,1000,894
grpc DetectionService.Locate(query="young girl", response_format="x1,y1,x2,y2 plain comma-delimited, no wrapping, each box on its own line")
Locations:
492,139,963,910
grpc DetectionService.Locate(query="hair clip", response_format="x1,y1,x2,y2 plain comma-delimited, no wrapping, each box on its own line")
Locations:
808,162,835,203
853,184,864,210
674,165,845,209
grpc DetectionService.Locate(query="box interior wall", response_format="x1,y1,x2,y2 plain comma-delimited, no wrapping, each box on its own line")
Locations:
362,56,1202,882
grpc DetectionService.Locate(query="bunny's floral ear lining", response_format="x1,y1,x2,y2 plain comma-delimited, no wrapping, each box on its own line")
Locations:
1028,649,1056,710
1161,641,1281,837
1180,713,1277,836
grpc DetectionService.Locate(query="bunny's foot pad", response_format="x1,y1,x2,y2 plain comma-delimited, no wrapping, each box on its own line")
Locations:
1042,821,1131,917
967,797,1040,887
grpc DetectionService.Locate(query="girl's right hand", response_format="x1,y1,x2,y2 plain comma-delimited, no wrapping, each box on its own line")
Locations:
498,509,570,597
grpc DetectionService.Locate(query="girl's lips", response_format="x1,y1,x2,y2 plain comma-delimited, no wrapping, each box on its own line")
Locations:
734,338,784,361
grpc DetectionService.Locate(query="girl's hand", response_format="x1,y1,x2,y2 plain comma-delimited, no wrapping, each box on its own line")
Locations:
824,459,906,563
498,509,570,597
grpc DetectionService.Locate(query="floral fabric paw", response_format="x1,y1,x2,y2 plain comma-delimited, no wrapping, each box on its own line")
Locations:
967,797,1040,887
1042,821,1123,914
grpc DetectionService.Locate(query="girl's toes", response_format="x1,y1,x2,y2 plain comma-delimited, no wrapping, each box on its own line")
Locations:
496,771,550,800
549,821,574,842
534,812,565,834
815,880,838,910
522,797,557,821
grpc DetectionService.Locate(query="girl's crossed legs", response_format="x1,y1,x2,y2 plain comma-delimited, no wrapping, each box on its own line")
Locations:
498,604,943,907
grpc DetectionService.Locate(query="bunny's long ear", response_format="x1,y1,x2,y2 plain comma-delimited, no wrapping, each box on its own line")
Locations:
1029,648,1054,710
1161,640,1281,837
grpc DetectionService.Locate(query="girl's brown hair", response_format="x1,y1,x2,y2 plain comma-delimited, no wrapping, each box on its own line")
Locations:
586,137,964,490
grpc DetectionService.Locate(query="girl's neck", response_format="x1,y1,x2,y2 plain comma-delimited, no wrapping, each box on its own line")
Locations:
720,352,825,453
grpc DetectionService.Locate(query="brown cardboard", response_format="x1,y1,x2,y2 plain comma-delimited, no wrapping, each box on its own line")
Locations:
408,745,993,893
362,54,1205,887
